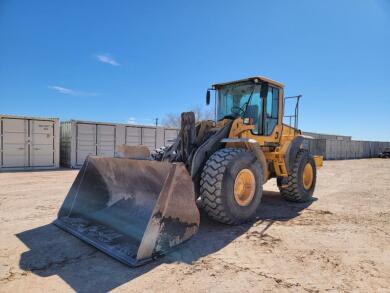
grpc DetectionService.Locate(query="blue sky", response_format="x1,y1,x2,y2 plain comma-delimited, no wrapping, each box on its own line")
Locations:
0,0,389,140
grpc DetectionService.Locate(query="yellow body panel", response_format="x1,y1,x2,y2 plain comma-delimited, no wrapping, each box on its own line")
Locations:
313,155,323,168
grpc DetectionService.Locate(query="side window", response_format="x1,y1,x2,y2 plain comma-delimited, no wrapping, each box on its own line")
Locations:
265,87,279,135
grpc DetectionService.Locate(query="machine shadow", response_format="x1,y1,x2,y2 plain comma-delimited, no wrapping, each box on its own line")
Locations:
0,167,76,174
17,190,314,293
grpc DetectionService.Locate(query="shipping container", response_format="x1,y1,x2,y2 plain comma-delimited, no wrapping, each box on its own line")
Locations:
60,120,178,168
0,114,60,170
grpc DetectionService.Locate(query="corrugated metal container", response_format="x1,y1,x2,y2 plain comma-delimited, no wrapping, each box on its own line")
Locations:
141,127,157,150
60,120,179,168
0,114,60,170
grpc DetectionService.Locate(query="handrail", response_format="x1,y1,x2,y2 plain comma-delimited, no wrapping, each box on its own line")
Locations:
283,95,302,129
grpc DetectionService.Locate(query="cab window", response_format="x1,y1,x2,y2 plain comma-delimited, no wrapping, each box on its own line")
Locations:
265,87,279,135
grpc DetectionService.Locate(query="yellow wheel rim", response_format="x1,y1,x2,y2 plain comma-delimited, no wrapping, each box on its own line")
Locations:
234,169,256,206
303,163,314,190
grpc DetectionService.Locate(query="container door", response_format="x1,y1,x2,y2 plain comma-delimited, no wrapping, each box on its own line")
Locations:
156,128,164,149
30,120,55,167
1,118,28,167
125,126,141,146
76,123,96,165
164,129,178,146
97,125,115,157
142,128,156,150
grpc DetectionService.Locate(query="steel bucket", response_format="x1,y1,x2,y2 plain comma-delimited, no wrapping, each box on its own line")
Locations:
54,156,199,266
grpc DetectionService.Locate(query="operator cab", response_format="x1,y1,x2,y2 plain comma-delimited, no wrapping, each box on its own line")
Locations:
207,77,284,137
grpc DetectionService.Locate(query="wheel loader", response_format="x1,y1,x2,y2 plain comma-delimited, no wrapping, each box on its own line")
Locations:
54,76,323,266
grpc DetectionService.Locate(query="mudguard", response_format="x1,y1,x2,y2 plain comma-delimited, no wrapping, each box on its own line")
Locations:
285,135,305,173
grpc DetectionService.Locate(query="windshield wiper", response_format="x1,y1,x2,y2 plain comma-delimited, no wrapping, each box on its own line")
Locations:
242,87,256,117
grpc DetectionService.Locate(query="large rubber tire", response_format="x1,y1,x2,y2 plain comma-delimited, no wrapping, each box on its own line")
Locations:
279,149,317,202
200,148,263,225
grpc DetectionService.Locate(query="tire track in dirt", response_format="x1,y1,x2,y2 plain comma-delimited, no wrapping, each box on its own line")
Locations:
185,256,319,292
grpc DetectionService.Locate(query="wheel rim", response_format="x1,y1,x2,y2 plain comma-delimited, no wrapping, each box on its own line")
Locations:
234,169,256,206
302,163,314,190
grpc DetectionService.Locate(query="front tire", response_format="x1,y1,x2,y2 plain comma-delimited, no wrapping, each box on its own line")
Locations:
200,148,263,224
279,149,317,202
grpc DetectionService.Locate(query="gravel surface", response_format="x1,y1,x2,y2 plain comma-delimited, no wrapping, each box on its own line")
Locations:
0,159,389,292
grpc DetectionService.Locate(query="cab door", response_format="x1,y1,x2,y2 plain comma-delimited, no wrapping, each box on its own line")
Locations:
245,83,282,144
264,86,280,136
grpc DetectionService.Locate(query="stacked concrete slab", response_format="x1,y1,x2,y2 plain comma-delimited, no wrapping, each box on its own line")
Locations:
303,131,352,141
304,137,390,160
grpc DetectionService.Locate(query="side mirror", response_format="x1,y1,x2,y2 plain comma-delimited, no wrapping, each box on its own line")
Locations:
206,90,211,105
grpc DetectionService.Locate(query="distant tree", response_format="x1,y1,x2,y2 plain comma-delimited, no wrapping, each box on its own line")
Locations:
191,105,214,122
162,105,214,128
162,113,181,128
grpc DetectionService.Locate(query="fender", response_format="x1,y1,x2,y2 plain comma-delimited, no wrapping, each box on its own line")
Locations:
220,138,269,181
284,135,306,173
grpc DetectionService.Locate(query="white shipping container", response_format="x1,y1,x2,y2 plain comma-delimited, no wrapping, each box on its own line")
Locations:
141,127,156,150
0,114,60,170
164,129,179,146
61,120,179,168
125,126,141,146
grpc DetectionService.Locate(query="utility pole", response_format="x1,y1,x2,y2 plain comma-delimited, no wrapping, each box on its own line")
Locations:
154,118,158,149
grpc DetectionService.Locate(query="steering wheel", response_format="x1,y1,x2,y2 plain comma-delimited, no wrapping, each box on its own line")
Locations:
231,105,245,117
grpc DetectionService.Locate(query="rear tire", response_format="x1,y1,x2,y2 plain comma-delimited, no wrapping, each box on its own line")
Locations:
279,149,317,202
200,148,263,225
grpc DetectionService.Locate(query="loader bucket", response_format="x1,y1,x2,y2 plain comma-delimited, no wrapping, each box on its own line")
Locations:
54,156,199,267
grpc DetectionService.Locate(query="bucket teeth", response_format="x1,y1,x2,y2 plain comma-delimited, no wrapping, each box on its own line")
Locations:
55,156,199,266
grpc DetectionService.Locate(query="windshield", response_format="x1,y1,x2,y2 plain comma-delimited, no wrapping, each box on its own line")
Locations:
217,83,263,134
217,83,261,119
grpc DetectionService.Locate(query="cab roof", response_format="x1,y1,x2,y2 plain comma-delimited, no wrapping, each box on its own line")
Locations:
212,76,284,89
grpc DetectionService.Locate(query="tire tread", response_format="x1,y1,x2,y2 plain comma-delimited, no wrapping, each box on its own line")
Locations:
279,149,313,202
200,148,245,224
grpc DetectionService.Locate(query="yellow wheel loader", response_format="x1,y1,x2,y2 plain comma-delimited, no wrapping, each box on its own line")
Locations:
54,76,323,266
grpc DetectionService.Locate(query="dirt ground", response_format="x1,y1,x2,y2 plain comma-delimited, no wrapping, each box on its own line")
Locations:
0,159,389,292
